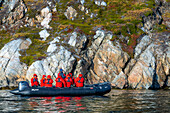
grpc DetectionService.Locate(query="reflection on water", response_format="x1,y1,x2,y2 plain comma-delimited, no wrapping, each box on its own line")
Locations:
0,89,169,113
27,96,86,112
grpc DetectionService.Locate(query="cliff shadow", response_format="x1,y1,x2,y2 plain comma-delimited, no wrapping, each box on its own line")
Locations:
150,73,160,89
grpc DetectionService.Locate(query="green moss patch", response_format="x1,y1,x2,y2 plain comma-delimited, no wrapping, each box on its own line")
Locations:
15,27,49,66
0,30,12,50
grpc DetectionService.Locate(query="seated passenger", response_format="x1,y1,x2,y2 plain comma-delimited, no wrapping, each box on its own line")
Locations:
65,74,73,87
75,74,84,87
40,75,46,87
55,74,66,88
45,75,53,87
69,73,75,85
58,68,66,79
31,74,39,87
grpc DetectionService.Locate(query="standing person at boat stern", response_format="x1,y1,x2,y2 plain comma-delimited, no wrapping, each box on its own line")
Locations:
40,75,46,87
45,75,53,87
58,68,66,79
31,74,39,87
75,74,84,87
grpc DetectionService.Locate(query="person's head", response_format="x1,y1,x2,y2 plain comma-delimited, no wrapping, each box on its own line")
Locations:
47,75,51,79
66,74,70,78
33,74,37,77
69,73,72,77
78,74,83,77
43,75,46,78
59,68,63,73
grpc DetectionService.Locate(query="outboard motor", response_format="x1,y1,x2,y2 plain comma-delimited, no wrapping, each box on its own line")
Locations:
19,81,30,92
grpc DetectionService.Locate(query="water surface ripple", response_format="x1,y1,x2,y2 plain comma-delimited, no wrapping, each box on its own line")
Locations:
0,89,169,113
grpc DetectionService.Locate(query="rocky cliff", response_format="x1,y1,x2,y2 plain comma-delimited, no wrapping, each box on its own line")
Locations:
0,0,169,89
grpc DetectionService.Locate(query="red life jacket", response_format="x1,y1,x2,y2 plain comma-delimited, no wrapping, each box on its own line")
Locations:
68,73,75,85
31,77,39,87
75,77,84,87
55,77,66,88
45,79,53,87
40,78,46,87
65,77,73,87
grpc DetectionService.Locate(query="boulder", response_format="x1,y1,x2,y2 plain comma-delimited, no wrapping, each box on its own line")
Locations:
64,6,77,20
40,7,52,29
47,37,60,53
68,32,77,47
111,71,127,89
95,0,107,6
80,0,85,5
67,31,87,53
78,5,85,12
39,29,50,41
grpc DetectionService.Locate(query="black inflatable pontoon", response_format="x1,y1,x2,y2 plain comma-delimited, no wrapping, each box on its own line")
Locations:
10,81,111,96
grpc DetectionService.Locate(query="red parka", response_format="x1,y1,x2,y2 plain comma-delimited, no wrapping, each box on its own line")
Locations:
45,75,53,87
65,75,73,87
31,74,39,87
75,74,84,87
40,75,46,87
55,75,66,88
69,73,75,85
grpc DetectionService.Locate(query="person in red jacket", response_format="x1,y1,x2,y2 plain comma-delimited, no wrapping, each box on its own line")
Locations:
75,74,84,87
55,74,66,88
31,74,39,87
40,75,46,87
69,73,75,85
65,74,73,87
45,75,53,87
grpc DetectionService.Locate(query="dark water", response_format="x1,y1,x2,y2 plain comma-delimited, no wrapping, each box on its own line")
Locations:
0,89,170,113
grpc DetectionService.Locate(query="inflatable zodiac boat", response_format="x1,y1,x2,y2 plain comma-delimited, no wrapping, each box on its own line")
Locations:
10,81,111,96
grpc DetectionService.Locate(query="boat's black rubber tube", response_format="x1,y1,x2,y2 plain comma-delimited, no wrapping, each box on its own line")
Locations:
10,81,111,96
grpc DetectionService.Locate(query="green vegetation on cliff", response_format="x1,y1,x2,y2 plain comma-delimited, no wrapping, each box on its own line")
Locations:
14,27,49,66
0,0,168,65
0,30,12,50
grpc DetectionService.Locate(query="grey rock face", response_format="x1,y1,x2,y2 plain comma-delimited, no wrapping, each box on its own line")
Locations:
0,0,27,25
0,38,31,87
91,39,129,89
25,30,88,85
128,44,156,89
74,30,107,78
128,32,170,89
134,35,151,58
26,46,76,85
142,0,169,32
73,30,130,89
8,0,20,11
